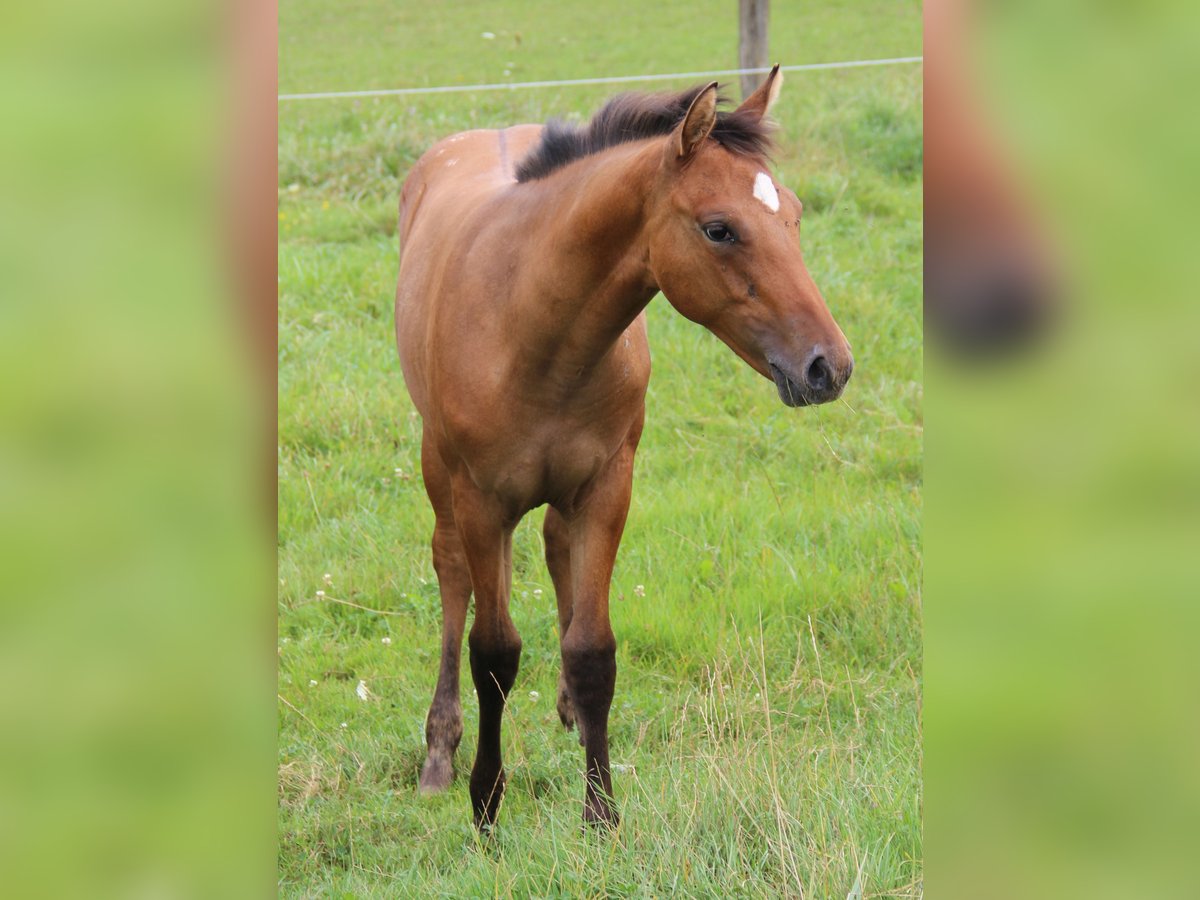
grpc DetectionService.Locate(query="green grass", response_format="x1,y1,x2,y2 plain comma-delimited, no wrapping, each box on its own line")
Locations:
279,1,921,895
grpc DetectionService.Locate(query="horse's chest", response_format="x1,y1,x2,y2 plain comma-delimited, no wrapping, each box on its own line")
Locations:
447,394,637,510
539,427,619,489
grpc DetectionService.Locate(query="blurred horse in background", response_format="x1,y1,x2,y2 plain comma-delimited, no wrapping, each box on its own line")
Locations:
925,0,1061,354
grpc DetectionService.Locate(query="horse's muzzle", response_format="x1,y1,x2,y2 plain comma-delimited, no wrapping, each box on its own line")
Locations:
769,351,852,407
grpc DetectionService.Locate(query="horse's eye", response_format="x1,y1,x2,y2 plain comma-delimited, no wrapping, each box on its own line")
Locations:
702,222,735,243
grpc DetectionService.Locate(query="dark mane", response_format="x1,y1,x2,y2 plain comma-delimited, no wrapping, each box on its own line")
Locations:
514,84,775,183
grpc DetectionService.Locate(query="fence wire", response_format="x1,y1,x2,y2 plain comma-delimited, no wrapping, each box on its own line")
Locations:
279,56,923,102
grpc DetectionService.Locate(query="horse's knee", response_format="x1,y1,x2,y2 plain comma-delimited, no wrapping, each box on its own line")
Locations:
562,633,616,714
468,629,522,697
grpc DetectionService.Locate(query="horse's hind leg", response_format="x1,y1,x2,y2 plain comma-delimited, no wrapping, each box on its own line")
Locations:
543,507,577,735
418,438,471,794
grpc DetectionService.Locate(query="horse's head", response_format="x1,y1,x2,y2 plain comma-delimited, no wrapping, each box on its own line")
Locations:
645,69,853,407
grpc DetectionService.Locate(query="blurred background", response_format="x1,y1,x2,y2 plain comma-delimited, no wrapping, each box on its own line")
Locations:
0,0,274,895
1,0,1197,895
925,0,1200,896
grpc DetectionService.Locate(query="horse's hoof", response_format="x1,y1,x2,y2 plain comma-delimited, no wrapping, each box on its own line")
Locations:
418,754,453,794
473,805,503,833
470,768,506,827
475,821,497,842
582,799,619,830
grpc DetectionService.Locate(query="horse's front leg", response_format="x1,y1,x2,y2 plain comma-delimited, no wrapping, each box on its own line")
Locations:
559,437,638,828
452,481,522,829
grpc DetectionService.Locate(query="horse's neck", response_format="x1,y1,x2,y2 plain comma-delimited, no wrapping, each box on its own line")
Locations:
511,142,661,374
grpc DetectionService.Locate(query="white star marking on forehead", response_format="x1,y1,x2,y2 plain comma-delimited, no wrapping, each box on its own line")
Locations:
753,171,780,213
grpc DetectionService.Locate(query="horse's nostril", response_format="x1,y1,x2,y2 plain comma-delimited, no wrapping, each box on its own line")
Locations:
806,356,832,392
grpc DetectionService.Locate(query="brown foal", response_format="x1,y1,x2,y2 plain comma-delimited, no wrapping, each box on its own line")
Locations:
395,66,852,829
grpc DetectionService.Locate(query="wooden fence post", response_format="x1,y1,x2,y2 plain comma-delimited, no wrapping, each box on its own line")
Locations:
738,0,770,99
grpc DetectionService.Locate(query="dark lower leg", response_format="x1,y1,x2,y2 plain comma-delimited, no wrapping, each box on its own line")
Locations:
451,485,521,830
563,633,618,827
468,626,521,827
556,439,637,828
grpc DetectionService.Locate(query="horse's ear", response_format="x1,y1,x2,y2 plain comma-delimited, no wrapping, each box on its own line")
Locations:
675,82,719,160
735,64,782,121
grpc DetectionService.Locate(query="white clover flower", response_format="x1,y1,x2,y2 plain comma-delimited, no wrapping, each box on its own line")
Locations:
381,636,392,645
323,573,333,586
634,584,645,597
532,588,542,597
529,690,540,701
340,722,348,729
316,589,326,600
309,679,318,686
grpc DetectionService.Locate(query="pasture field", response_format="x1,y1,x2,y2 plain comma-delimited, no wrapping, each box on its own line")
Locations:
278,1,922,896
